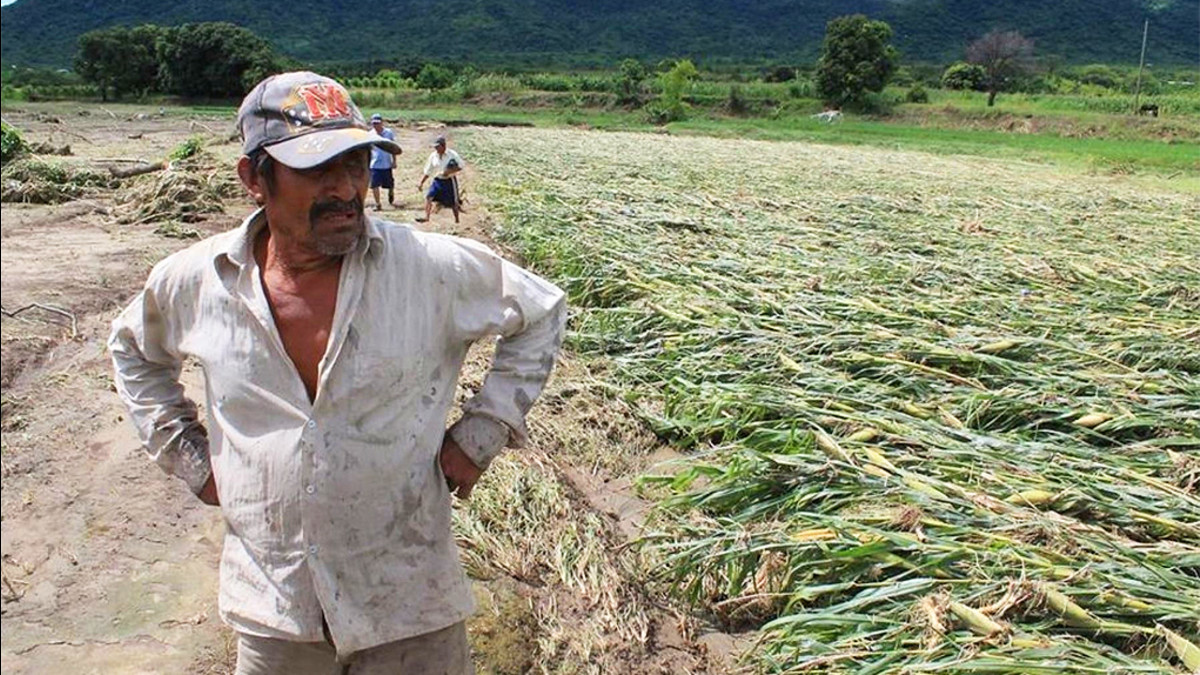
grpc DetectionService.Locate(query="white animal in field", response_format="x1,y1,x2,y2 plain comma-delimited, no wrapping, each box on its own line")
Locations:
812,109,843,124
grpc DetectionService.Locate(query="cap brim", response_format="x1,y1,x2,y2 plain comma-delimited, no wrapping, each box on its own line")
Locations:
264,128,402,170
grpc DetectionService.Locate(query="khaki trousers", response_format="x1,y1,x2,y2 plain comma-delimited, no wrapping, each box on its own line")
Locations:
234,621,473,675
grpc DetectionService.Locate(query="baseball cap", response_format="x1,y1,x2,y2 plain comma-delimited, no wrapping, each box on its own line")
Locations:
370,113,383,123
237,71,402,170
433,136,446,146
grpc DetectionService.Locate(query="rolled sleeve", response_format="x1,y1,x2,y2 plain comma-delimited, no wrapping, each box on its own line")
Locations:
450,238,567,455
108,265,210,493
447,414,510,470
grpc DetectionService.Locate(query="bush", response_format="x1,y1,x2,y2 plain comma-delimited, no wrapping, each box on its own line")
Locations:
472,73,523,94
1,85,30,103
941,62,986,91
617,58,647,104
788,80,814,98
2,123,29,165
905,84,930,103
372,69,413,89
576,74,615,93
646,59,697,124
169,137,204,162
519,72,576,92
764,65,797,83
1075,64,1123,90
416,63,455,90
1,159,116,203
727,84,748,114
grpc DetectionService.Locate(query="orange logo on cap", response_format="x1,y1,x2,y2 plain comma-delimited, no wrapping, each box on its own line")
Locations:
295,83,351,121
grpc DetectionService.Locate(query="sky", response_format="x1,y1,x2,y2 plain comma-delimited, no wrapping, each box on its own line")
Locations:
1,0,18,6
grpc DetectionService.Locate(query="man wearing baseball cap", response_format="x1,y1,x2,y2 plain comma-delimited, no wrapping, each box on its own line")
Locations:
368,113,401,211
417,135,465,224
108,71,566,673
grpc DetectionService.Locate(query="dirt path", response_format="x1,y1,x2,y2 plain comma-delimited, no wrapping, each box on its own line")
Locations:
1,104,736,674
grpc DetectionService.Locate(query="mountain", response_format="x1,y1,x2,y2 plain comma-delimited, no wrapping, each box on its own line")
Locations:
2,0,1196,69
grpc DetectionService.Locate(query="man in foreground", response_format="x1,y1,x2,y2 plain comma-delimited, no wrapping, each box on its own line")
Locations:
417,136,464,224
108,71,566,674
368,113,400,210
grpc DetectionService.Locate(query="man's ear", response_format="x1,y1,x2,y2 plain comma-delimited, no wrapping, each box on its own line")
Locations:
237,155,267,206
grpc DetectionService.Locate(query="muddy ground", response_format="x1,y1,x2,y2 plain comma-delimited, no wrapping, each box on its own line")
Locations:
1,103,743,674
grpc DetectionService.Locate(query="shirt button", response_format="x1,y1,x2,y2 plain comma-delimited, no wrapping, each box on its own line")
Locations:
308,545,318,555
306,485,315,495
306,420,317,430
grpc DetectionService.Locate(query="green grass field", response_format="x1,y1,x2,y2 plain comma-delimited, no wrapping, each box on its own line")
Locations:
336,100,1198,178
460,126,1200,674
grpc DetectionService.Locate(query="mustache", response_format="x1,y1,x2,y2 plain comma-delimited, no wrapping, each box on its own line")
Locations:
309,195,364,224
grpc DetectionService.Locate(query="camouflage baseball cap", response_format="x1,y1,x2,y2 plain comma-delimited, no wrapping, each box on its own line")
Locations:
237,71,402,170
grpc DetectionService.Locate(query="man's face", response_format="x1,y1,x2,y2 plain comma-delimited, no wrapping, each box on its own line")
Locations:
261,148,370,256
435,142,446,155
372,120,383,133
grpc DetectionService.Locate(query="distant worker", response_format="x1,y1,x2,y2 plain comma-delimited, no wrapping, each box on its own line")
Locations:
369,113,400,210
417,135,463,224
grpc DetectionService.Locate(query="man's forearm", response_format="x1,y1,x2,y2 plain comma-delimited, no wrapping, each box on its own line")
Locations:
109,291,210,494
460,298,566,465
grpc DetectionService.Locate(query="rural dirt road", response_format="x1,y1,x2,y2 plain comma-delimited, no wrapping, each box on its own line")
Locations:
1,104,738,674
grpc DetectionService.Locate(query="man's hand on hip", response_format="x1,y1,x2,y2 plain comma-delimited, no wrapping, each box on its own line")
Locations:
439,435,482,500
198,474,220,506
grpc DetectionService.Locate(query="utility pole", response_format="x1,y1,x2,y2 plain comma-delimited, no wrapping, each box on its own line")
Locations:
1132,19,1148,113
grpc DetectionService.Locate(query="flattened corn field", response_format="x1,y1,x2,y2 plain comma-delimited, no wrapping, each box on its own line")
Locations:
461,128,1200,674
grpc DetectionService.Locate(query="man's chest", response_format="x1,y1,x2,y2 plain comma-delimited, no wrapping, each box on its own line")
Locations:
265,280,339,398
189,266,457,410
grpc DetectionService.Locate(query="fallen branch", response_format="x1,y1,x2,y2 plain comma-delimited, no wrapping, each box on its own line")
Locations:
109,161,166,179
29,142,71,156
2,568,25,602
188,120,217,135
50,128,96,145
1,303,78,337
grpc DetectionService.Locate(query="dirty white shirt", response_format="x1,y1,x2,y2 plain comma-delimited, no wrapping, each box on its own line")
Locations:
108,210,566,654
423,148,464,178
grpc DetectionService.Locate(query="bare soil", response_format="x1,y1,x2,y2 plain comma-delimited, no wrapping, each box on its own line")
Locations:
1,103,737,674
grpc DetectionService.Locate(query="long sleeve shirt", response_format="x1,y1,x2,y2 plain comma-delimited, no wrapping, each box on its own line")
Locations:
108,209,566,655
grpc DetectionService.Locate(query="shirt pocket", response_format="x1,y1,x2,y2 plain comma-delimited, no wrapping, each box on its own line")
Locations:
341,349,419,442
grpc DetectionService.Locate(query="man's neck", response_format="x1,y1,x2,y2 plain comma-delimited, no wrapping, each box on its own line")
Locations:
256,227,342,279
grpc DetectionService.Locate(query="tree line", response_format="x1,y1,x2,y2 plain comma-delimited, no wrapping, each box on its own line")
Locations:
74,22,291,101
65,16,1105,113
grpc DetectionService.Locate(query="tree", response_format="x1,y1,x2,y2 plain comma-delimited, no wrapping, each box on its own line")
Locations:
646,59,697,124
815,15,898,109
1075,64,1122,90
156,22,285,99
616,58,647,105
940,62,986,91
966,30,1035,107
75,26,159,101
415,63,455,90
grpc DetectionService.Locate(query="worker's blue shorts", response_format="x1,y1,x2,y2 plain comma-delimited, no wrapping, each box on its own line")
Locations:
427,177,458,207
369,169,394,189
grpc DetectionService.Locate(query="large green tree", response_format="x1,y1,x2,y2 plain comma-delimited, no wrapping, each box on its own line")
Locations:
156,22,286,98
74,25,161,101
815,14,898,110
